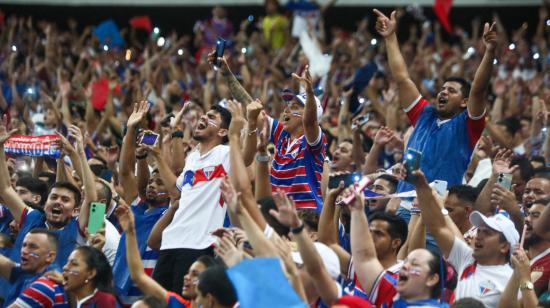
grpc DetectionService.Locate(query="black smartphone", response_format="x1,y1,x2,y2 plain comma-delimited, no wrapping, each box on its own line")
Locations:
328,172,361,189
404,148,422,183
214,37,227,68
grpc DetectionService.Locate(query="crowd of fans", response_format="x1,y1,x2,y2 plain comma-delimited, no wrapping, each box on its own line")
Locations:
0,0,549,307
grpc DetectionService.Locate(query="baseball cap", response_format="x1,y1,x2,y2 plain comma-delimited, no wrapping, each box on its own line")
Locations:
291,242,340,280
281,89,324,122
469,211,519,247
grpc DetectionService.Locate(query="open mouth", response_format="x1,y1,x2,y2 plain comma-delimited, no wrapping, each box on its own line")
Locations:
474,241,483,250
438,97,447,108
398,272,409,284
51,207,63,216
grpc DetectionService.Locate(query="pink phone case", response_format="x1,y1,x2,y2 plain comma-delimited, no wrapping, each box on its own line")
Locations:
338,177,372,206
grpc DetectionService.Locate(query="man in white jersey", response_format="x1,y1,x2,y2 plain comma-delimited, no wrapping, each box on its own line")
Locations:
149,103,232,293
413,170,518,308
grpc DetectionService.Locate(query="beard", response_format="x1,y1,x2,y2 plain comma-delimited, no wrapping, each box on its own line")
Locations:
524,233,543,249
47,217,71,229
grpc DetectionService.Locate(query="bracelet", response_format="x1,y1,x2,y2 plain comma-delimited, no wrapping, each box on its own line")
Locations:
171,131,184,139
247,128,258,136
136,153,148,160
256,154,270,162
291,222,305,234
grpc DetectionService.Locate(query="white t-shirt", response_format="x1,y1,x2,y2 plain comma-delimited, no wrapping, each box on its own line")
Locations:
161,145,230,250
448,237,513,308
76,219,120,266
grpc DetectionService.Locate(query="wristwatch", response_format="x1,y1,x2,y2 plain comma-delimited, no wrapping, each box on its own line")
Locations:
520,281,534,291
256,154,270,162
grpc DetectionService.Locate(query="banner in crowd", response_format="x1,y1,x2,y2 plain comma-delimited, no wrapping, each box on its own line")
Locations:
4,135,61,158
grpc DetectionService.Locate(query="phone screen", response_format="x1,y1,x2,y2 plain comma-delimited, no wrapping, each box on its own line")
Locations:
140,133,159,146
328,172,361,189
214,38,226,67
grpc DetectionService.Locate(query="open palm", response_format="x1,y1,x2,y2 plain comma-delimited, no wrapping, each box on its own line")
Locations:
127,101,150,128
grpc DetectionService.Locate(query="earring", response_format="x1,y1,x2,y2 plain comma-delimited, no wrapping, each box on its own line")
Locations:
85,279,89,284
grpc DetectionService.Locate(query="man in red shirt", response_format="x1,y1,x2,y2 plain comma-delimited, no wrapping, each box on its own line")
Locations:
525,199,550,297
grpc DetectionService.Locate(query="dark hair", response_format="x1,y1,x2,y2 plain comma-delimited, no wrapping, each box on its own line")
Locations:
16,177,49,207
533,198,550,206
376,174,399,194
448,185,478,205
498,233,511,263
48,182,82,209
96,181,113,206
197,266,237,307
211,105,232,144
139,295,167,308
534,167,550,181
197,255,218,268
28,228,59,251
369,212,408,251
75,246,117,295
259,197,290,236
38,172,56,188
531,155,546,165
450,297,485,308
511,156,535,183
426,250,458,300
498,117,522,136
297,209,319,232
444,77,471,99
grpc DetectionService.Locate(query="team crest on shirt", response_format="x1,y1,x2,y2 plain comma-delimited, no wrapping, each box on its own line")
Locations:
181,165,227,188
203,166,215,179
479,280,495,295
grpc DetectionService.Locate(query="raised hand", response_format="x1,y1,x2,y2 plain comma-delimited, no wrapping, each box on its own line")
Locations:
511,247,531,281
127,101,150,129
215,233,244,268
87,228,106,251
373,9,397,38
482,22,498,51
292,65,313,88
227,100,246,138
67,125,84,149
0,115,17,145
491,184,516,211
115,202,135,232
340,186,364,211
170,102,188,132
492,149,517,174
270,190,301,229
246,99,264,123
257,112,270,153
374,126,395,146
220,176,241,214
207,51,230,74
53,132,76,156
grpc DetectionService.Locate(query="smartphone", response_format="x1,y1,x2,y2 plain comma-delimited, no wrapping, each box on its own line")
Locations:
352,114,370,130
139,132,160,146
497,173,513,190
337,177,372,206
328,172,361,189
88,202,106,235
433,180,448,197
214,37,227,68
404,148,422,183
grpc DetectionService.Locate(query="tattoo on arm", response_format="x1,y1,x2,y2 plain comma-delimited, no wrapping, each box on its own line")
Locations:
224,73,254,105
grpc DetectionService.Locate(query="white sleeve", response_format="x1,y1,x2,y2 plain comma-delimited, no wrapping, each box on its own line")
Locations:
448,237,475,273
100,220,121,267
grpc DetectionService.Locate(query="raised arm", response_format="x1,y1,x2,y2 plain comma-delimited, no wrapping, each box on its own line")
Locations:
119,101,149,204
116,203,167,300
292,66,320,144
243,99,264,167
146,140,180,201
373,9,420,109
147,199,178,251
0,117,26,223
271,192,340,305
207,52,254,106
413,170,456,258
468,22,497,118
348,187,385,295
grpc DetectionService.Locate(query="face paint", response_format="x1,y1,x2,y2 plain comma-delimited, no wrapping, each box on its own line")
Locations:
66,270,80,276
157,192,168,197
207,119,219,128
28,252,40,258
409,267,422,276
291,112,302,118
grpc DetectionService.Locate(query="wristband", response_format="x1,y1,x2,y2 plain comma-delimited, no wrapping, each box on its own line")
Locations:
136,153,148,160
256,154,270,162
171,131,184,139
291,222,305,234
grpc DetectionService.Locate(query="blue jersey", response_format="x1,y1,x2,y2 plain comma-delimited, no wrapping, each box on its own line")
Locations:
398,96,485,193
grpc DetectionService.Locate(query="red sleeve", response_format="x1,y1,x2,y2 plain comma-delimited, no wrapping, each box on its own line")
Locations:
405,96,429,127
466,114,486,149
19,208,29,229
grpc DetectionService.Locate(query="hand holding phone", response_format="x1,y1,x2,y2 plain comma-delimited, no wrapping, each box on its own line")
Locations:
404,148,422,183
214,37,227,68
139,132,160,146
337,177,372,206
88,202,106,235
497,173,513,190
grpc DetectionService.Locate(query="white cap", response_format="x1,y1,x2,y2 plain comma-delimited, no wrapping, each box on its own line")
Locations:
294,92,324,122
469,211,519,248
291,242,340,280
